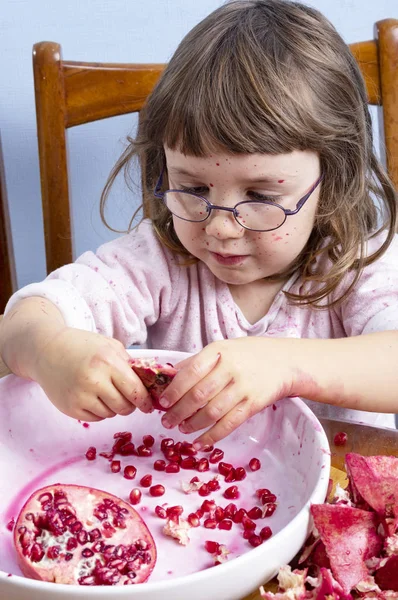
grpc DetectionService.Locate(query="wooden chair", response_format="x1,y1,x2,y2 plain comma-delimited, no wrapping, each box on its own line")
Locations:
0,135,16,314
0,18,398,380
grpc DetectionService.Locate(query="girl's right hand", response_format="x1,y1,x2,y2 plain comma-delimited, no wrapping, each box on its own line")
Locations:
30,327,153,421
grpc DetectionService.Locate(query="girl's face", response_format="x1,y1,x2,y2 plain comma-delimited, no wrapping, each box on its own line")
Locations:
164,147,321,286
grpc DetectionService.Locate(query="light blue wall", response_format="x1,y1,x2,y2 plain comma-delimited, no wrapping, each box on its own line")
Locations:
1,0,396,288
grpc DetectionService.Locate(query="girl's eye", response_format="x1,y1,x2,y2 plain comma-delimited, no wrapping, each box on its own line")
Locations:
248,191,281,203
180,185,208,195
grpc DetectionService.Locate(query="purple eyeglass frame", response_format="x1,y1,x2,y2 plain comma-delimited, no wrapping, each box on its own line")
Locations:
154,169,323,232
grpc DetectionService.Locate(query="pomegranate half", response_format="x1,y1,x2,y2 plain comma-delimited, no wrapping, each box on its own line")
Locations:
129,358,177,411
14,484,156,586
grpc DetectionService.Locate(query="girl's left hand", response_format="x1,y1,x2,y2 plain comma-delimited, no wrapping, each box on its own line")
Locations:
158,337,299,448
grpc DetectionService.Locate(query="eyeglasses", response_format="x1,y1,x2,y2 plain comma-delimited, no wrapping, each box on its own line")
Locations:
154,169,323,232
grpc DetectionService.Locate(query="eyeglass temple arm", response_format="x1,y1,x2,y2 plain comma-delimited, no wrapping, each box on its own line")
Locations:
284,174,324,216
153,169,165,198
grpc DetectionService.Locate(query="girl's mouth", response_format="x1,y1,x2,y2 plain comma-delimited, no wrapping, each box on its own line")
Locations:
210,252,249,266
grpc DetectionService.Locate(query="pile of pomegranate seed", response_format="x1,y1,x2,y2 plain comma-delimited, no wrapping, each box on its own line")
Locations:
84,432,277,554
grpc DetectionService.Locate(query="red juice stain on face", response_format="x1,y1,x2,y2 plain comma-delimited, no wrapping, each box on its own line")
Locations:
216,163,220,166
278,180,284,183
4,456,83,522
210,183,214,187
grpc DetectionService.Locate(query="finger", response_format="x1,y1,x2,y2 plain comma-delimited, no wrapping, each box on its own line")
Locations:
159,350,221,409
80,409,106,422
98,383,137,416
112,361,153,414
178,381,237,434
192,399,252,448
161,367,233,429
90,397,117,419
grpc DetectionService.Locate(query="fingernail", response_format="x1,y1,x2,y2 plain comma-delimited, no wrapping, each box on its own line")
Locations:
161,416,174,429
159,396,170,408
179,421,193,433
193,440,203,450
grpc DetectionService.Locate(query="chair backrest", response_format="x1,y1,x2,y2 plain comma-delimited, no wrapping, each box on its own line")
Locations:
0,135,16,313
33,20,398,274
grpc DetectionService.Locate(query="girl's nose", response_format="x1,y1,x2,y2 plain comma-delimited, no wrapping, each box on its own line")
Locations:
204,207,245,239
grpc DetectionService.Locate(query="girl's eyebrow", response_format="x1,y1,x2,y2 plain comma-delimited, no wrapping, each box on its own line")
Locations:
168,166,288,183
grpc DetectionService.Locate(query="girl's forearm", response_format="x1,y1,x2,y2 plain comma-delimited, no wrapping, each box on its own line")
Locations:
289,331,398,413
0,297,66,379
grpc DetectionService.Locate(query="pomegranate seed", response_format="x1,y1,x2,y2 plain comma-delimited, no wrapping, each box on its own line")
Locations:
233,508,247,523
249,457,261,471
215,506,225,521
249,534,262,547
154,459,166,471
218,462,233,476
120,442,136,456
66,537,78,551
243,529,254,540
197,458,210,472
99,451,114,459
38,492,53,504
77,530,89,544
161,438,174,451
263,503,277,517
224,503,237,518
198,483,210,497
190,476,200,484
196,508,204,518
165,450,181,463
167,506,184,520
88,528,101,541
334,431,348,446
242,516,256,530
224,468,237,482
208,479,220,492
181,441,197,456
30,543,45,562
46,545,60,559
188,513,200,527
110,460,121,473
261,493,277,505
235,467,247,481
85,446,97,461
82,548,94,558
123,465,137,480
205,540,219,554
204,518,217,529
140,474,153,487
114,431,132,441
6,519,15,531
209,448,224,463
165,463,180,473
256,488,271,498
202,445,214,453
218,519,233,530
137,444,152,457
129,488,141,504
155,505,167,519
224,485,240,500
150,484,165,497
143,434,155,447
201,499,216,513
260,526,273,541
247,507,262,520
180,457,197,469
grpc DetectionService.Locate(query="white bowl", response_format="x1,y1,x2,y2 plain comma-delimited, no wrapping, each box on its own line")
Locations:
0,349,330,600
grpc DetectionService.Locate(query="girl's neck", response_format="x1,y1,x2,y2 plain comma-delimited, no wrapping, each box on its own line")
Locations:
228,278,288,324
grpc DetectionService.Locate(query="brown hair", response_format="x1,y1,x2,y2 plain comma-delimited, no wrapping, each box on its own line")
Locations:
100,0,397,307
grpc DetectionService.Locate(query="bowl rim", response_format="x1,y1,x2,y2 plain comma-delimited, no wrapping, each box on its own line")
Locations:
1,349,331,594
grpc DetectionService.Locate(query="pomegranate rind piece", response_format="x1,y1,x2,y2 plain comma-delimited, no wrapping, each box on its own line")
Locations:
129,358,177,411
306,568,354,599
345,453,398,522
310,504,382,594
14,484,156,585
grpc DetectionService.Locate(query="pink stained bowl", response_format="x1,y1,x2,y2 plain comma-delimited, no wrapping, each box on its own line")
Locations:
0,349,330,600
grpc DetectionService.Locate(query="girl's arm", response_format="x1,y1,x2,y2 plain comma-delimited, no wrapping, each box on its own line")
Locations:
157,333,398,447
0,297,153,419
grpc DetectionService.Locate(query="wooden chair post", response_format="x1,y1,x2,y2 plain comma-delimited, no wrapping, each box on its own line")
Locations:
33,42,73,273
375,19,398,191
0,134,16,313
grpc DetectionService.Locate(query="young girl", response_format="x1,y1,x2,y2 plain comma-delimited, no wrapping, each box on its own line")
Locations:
1,0,398,448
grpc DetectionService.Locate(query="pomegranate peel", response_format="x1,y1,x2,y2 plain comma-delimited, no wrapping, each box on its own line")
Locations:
14,484,156,585
129,358,177,411
310,504,382,593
